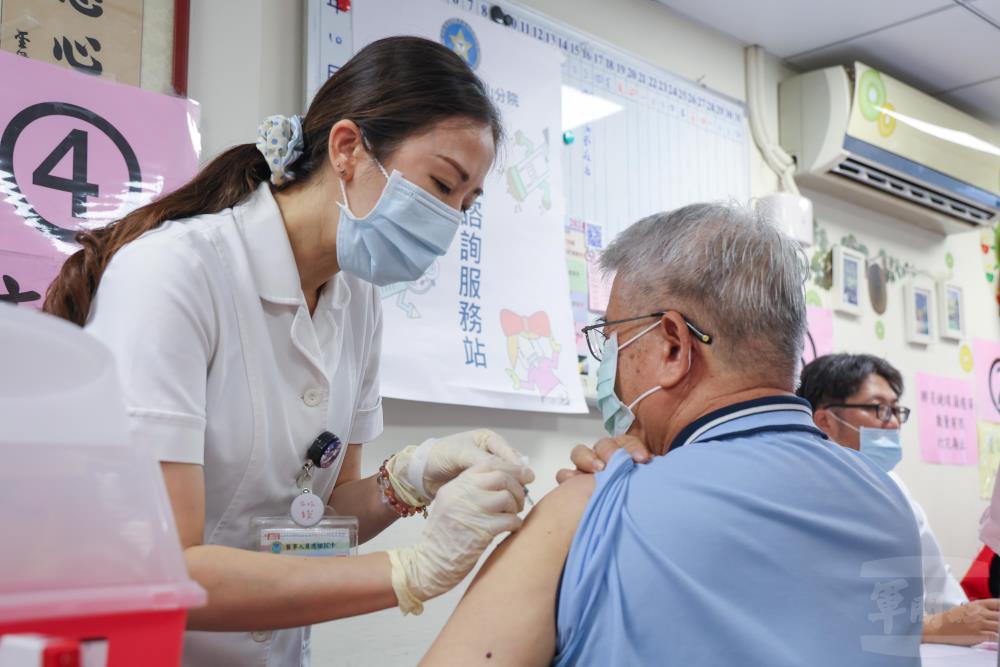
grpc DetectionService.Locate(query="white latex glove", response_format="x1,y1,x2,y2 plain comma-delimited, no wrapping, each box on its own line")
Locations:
386,429,533,506
387,458,530,615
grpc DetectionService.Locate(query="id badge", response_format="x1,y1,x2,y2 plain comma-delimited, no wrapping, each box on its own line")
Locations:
252,489,359,558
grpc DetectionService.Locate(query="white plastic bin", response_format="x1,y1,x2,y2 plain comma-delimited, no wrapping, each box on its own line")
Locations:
0,304,205,666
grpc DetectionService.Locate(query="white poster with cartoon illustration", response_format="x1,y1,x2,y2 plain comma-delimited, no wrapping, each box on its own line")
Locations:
355,0,586,413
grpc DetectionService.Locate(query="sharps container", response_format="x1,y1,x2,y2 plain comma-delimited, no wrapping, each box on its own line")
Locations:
0,305,205,666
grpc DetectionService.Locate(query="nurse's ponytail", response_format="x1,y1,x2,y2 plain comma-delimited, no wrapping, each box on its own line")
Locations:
44,36,503,326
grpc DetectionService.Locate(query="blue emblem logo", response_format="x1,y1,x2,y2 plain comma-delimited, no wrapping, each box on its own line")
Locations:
440,18,480,70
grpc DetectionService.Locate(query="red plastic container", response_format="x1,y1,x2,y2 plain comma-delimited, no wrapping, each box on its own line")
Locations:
0,610,186,667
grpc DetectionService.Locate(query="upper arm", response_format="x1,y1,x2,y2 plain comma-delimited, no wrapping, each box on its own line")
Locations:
420,474,596,667
161,462,206,549
86,237,215,465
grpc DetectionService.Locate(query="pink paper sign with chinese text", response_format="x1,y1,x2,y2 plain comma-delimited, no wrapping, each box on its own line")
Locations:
973,338,1000,424
916,373,978,465
0,51,199,308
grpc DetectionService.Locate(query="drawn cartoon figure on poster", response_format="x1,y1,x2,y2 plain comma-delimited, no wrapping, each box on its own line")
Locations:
379,261,440,319
501,308,569,405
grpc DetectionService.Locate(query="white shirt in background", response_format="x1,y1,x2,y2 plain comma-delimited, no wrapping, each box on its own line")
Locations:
888,471,968,615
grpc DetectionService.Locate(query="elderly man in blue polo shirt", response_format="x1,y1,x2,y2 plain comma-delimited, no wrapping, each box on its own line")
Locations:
420,203,923,666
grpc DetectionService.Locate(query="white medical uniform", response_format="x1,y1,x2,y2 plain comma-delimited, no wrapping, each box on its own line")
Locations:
86,182,384,666
888,472,968,614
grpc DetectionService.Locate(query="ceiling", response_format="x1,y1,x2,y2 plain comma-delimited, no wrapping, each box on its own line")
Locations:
654,0,1000,126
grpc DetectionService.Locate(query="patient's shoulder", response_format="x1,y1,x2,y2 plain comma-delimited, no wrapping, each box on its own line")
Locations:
534,474,596,522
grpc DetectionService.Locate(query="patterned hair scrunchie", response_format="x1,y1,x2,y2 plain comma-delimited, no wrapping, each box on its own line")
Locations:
255,114,304,186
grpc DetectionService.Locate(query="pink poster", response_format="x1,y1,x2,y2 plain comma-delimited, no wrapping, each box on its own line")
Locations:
916,373,978,465
0,51,199,309
0,249,64,306
802,305,834,365
973,338,1000,424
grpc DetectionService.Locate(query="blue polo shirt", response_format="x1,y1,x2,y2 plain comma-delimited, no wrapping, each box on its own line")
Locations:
555,396,923,666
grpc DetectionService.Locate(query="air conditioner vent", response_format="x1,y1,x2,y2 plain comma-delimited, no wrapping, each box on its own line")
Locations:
832,159,996,225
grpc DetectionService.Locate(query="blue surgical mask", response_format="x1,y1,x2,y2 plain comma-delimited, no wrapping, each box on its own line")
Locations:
596,322,662,437
858,427,903,472
336,160,462,286
830,413,903,472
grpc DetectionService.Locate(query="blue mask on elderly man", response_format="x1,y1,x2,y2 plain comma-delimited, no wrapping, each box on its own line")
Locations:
596,321,663,437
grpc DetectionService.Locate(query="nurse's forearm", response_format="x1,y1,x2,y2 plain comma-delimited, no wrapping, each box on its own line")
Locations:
184,546,397,631
329,474,400,543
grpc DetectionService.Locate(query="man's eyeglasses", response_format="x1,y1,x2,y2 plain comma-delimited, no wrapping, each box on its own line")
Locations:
824,403,911,425
580,311,713,362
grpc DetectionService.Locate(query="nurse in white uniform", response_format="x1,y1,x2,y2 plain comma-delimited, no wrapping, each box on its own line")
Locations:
43,36,532,666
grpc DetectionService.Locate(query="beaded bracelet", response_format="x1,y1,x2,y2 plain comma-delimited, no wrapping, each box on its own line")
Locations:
378,459,428,518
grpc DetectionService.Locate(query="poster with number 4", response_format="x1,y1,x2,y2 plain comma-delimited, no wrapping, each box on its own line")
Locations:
0,51,199,309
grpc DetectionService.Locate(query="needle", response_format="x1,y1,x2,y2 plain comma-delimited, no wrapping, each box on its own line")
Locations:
521,455,535,508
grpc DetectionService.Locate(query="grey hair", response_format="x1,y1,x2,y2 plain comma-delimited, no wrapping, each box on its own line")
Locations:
601,201,807,381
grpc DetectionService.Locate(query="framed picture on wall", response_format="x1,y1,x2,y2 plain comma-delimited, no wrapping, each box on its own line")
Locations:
936,281,965,341
832,246,865,316
904,282,934,346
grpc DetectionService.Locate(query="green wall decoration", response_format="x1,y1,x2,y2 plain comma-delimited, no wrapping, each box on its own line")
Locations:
808,222,919,289
808,223,833,289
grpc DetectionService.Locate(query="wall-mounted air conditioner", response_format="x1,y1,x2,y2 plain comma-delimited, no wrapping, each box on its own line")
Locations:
779,62,1000,234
